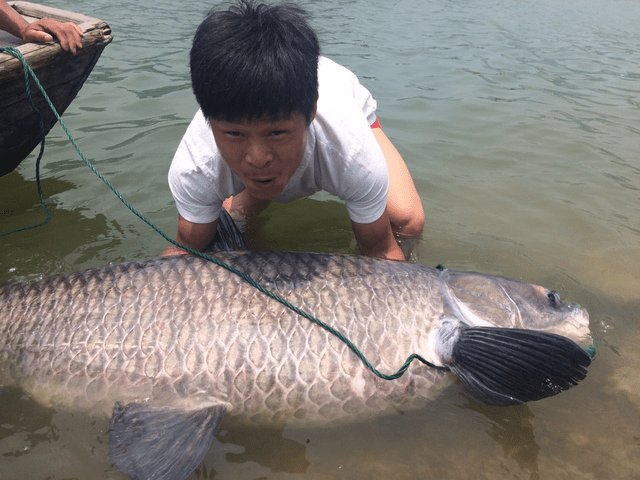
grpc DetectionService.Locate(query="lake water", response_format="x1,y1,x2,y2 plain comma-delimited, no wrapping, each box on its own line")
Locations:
1,0,640,478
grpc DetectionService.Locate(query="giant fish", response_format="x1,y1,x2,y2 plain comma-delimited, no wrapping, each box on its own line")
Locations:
0,216,593,480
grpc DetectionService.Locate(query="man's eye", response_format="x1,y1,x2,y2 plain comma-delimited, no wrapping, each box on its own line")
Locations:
270,130,287,137
225,131,242,137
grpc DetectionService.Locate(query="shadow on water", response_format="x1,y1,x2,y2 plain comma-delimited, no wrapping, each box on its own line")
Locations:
246,197,358,254
457,401,540,479
182,424,311,479
220,426,310,473
1,171,128,281
0,170,73,232
0,387,57,456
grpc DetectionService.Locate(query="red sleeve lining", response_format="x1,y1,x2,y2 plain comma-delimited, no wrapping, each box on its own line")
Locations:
370,118,381,129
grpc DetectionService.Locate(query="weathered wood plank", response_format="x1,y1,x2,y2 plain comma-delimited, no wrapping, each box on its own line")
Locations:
9,1,103,26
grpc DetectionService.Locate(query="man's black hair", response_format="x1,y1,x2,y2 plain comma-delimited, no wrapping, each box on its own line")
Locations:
190,0,320,124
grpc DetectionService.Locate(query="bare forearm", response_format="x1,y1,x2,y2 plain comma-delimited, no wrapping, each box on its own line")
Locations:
0,0,28,38
352,212,406,261
0,1,83,53
162,215,217,256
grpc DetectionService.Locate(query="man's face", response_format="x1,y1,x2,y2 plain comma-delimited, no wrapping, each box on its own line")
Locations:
209,110,313,201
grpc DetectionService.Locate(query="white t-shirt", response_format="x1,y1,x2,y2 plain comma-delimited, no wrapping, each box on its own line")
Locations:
168,56,388,225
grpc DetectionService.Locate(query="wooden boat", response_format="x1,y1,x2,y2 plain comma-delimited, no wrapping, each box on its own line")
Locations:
0,1,112,176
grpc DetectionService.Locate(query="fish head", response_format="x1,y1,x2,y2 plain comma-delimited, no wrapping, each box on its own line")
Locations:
441,270,591,345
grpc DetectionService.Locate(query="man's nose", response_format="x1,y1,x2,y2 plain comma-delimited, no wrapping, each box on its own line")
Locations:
245,140,273,168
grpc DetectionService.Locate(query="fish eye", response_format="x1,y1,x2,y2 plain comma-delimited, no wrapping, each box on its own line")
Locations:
547,291,561,305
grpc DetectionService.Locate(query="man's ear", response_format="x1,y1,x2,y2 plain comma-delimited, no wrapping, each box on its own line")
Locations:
310,95,319,123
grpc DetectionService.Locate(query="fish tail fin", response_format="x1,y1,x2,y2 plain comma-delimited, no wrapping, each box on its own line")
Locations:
205,208,249,252
445,325,592,406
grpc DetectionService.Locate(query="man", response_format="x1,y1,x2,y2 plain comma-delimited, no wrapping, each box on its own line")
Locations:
0,0,83,54
166,0,424,260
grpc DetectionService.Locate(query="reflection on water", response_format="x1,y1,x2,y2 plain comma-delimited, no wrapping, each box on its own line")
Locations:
219,426,310,473
459,401,539,478
1,0,640,478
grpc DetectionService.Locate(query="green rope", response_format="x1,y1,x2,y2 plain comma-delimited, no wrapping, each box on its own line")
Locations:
0,47,50,236
0,46,449,379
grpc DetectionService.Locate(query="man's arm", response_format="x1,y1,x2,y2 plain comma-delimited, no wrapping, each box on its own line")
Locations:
371,126,424,237
163,215,218,255
0,0,25,38
351,211,405,261
0,0,83,53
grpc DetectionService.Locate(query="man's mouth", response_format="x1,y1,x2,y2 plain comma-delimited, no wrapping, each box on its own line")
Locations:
253,178,274,184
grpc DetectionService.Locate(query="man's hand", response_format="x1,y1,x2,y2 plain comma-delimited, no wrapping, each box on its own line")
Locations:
21,18,84,54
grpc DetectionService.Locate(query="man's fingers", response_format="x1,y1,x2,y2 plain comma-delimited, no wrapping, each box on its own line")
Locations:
23,19,83,54
21,27,52,44
73,23,84,37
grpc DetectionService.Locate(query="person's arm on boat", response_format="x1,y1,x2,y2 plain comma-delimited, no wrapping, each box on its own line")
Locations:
0,0,83,54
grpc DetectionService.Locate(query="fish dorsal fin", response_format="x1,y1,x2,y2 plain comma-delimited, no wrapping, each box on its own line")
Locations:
109,402,226,480
205,208,249,252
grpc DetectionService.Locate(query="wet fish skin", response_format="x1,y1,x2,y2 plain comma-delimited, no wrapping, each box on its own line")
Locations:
0,252,452,424
0,251,590,419
0,250,592,479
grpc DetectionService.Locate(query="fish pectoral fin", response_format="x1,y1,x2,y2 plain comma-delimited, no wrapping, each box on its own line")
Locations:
108,402,226,480
447,326,592,406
